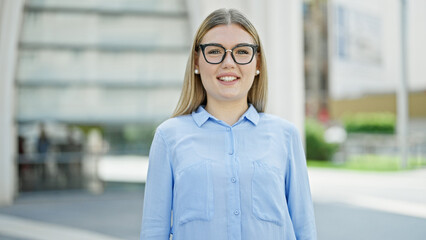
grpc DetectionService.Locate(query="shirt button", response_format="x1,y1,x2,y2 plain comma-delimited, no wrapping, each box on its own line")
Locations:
234,210,240,215
231,177,236,183
226,128,231,131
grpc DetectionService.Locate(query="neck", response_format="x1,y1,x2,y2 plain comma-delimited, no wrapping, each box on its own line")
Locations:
205,98,249,126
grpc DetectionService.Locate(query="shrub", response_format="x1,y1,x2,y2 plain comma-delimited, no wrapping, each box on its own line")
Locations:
305,118,339,161
343,112,395,134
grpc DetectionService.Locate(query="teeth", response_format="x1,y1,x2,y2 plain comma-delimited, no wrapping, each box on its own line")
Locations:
219,76,237,82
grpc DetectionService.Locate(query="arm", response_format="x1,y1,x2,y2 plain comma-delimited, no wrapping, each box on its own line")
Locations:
285,126,317,240
140,129,173,240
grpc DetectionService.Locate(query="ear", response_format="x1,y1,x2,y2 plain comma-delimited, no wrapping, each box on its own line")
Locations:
255,53,261,71
194,51,200,70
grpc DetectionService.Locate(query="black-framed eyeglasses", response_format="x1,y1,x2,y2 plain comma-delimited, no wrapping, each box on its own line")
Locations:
199,43,258,65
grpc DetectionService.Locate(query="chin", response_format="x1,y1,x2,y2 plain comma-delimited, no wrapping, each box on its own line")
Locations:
218,95,246,102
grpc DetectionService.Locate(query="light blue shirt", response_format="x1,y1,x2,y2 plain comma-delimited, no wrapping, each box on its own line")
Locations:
140,105,317,240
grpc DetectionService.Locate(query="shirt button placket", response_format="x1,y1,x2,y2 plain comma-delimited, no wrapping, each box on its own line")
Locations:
227,127,241,240
227,127,233,155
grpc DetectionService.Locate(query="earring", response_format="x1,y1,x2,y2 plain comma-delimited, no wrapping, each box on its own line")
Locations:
194,69,199,74
256,70,260,75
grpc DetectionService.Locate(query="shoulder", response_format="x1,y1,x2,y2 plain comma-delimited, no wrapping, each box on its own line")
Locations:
156,114,195,137
258,113,298,134
259,114,304,153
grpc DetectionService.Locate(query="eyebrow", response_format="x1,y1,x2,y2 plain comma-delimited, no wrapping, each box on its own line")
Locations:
201,42,257,47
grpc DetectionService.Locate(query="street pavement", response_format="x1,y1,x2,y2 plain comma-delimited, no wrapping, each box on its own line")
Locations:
0,186,144,240
310,168,426,240
0,168,425,240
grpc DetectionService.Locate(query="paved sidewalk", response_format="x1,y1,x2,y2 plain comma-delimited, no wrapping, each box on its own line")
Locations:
309,167,426,219
0,186,145,240
0,214,121,240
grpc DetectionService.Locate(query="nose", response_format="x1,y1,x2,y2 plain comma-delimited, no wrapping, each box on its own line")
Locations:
222,50,235,67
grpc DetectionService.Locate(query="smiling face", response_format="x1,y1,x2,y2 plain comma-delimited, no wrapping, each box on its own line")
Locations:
195,24,259,107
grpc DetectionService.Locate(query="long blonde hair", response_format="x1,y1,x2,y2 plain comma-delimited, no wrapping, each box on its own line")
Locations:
172,8,268,117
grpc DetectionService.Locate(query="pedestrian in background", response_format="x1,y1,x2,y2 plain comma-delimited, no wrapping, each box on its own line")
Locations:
141,8,317,240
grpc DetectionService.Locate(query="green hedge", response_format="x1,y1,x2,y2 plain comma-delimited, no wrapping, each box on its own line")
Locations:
343,112,395,134
307,155,426,171
305,118,339,161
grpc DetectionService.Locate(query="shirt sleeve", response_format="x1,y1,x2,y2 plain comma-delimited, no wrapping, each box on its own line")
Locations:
285,125,317,240
140,129,173,240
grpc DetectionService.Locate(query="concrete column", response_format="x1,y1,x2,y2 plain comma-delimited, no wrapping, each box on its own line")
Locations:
0,0,24,206
83,129,104,194
263,0,305,134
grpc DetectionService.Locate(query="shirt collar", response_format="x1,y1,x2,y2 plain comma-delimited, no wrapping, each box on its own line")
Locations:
192,105,212,127
244,104,260,126
192,104,260,127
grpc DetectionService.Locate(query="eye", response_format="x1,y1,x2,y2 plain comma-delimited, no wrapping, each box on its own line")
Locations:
205,46,223,55
236,49,249,54
234,46,252,55
208,49,221,54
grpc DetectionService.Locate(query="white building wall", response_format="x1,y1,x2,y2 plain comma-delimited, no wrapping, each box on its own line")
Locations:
407,0,426,91
16,0,190,123
329,0,426,100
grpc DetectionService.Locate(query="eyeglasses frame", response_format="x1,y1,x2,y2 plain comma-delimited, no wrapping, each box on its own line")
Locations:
198,43,259,65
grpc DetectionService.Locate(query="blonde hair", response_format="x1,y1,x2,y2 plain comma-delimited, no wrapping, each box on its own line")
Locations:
172,8,268,117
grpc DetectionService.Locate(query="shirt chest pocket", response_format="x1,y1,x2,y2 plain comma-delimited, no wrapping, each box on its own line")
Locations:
251,160,285,226
174,160,214,225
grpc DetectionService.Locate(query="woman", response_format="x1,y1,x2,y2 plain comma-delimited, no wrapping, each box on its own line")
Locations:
140,8,317,240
